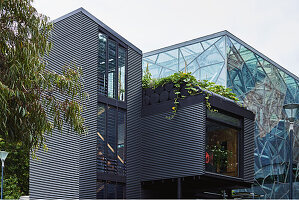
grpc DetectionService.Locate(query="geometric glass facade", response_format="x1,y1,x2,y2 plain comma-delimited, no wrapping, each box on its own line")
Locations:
143,31,299,199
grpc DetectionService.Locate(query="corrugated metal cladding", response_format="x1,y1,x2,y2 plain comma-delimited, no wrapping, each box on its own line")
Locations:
29,11,98,199
126,47,142,199
141,103,206,182
243,118,255,183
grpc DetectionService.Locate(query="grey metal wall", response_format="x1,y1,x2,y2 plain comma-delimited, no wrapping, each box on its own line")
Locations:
141,103,206,182
126,47,142,199
29,12,82,199
78,12,98,199
29,11,98,199
243,118,255,183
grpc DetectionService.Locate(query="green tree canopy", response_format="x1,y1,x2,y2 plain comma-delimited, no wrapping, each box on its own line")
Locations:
0,0,87,153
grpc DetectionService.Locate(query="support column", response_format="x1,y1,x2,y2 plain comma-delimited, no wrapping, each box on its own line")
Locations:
177,178,181,199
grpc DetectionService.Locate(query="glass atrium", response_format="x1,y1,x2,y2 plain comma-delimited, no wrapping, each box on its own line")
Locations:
143,31,299,199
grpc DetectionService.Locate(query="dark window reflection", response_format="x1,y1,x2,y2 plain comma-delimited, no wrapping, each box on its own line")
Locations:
97,104,106,172
98,33,107,96
206,120,239,177
108,40,117,98
107,106,117,173
117,109,126,175
96,181,125,199
96,181,105,199
118,47,126,101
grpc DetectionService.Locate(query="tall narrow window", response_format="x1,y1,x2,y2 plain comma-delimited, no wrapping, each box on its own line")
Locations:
118,47,126,101
117,109,126,175
108,40,117,98
107,106,117,173
97,104,106,172
98,33,107,96
205,110,240,177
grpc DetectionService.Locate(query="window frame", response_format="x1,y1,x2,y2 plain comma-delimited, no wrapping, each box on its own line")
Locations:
98,28,128,105
205,108,244,178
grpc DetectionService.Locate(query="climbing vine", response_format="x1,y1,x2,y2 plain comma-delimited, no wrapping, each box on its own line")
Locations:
142,69,240,119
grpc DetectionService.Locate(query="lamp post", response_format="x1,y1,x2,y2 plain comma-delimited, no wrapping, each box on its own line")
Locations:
283,103,299,199
0,151,8,200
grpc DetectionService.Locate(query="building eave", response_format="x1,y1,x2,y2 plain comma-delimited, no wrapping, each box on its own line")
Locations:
53,7,142,55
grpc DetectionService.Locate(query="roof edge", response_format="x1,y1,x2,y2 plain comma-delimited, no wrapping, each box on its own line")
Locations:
144,30,298,81
143,30,227,57
52,7,142,55
225,31,298,81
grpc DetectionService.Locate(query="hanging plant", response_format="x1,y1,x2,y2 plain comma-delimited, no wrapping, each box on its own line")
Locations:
142,70,240,119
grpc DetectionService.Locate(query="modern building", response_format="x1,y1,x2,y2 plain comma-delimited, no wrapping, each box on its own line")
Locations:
143,31,299,199
29,8,298,199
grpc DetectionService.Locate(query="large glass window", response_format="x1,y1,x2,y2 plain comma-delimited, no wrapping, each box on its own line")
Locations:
96,181,125,199
118,47,126,101
108,40,117,98
97,103,106,172
97,104,127,175
205,111,240,177
98,33,107,96
107,106,117,173
117,109,126,175
99,32,127,101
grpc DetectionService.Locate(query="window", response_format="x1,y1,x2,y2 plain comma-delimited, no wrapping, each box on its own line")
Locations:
96,104,127,175
96,181,125,199
108,40,117,98
117,109,126,175
118,47,126,101
98,32,127,101
205,110,241,177
107,106,117,173
98,33,107,96
97,103,106,173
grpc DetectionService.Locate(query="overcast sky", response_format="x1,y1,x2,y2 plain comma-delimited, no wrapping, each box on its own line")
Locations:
33,0,299,78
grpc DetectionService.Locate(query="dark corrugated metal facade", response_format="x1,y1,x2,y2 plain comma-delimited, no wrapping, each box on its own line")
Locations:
126,47,142,198
141,103,206,181
29,12,82,199
243,118,255,183
29,8,142,199
29,7,255,199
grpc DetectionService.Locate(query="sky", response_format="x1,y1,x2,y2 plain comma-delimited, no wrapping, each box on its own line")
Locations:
33,0,299,78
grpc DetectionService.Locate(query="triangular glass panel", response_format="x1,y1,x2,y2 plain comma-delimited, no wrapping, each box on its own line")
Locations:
201,36,221,50
214,36,226,59
155,49,179,72
147,63,162,79
178,49,186,72
227,38,244,70
143,54,158,64
215,63,226,87
186,59,200,75
197,44,224,67
180,42,203,66
199,61,224,83
156,49,178,64
229,38,241,51
159,68,176,79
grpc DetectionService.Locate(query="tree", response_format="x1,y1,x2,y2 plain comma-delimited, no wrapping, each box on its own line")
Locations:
0,0,87,153
0,138,29,198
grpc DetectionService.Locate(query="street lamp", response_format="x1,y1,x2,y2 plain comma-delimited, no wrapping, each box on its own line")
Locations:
283,103,299,200
0,151,8,200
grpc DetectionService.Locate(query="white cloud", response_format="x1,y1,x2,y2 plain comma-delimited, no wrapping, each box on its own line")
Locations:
33,0,299,77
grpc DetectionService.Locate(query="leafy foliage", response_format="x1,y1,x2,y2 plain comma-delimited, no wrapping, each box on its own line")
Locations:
0,0,87,154
0,138,29,199
142,70,239,119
